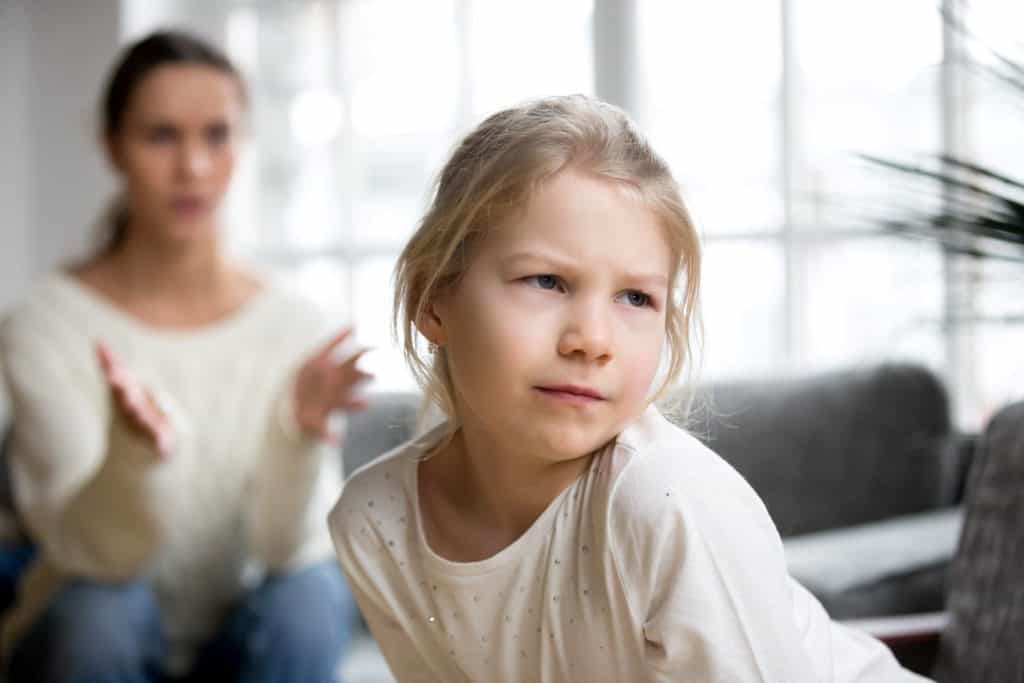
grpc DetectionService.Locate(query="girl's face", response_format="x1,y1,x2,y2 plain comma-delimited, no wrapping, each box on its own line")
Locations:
429,168,672,464
106,64,244,246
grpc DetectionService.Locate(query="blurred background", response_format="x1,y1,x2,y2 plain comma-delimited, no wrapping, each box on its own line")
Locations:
2,0,1021,430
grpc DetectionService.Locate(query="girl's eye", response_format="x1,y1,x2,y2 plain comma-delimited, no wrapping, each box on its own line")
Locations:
622,290,651,308
526,274,562,291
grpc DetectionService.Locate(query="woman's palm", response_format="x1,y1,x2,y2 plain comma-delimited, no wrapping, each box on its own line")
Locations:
96,341,173,457
293,327,372,442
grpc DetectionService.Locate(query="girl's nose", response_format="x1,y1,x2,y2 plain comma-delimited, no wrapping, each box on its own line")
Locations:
557,301,612,362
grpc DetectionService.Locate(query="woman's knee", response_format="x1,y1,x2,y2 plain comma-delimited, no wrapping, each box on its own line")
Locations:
238,563,357,673
8,579,164,683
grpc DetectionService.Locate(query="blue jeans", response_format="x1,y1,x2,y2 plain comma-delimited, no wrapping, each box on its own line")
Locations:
7,561,358,683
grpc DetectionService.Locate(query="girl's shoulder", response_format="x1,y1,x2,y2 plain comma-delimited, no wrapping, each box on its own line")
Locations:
594,408,788,599
329,426,438,543
600,406,778,540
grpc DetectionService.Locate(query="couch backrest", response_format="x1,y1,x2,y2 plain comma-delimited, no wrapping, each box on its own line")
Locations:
685,362,954,536
343,392,421,475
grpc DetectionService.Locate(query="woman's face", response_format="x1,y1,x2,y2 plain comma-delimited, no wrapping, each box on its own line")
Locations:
106,64,245,246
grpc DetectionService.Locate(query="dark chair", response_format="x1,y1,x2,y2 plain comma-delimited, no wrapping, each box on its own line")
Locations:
933,400,1024,682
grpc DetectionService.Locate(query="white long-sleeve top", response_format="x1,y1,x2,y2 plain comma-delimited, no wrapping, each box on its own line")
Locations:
330,405,931,682
0,272,342,672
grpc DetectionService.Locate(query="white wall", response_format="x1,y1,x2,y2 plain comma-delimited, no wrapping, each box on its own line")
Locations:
0,0,122,314
29,0,122,274
0,1,33,314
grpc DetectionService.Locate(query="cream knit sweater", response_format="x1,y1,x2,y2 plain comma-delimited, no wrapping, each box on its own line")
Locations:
0,272,343,672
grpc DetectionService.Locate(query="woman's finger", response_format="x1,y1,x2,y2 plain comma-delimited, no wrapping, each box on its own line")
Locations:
97,345,139,399
312,327,354,362
329,351,373,388
330,370,373,402
337,346,371,371
330,379,371,410
130,400,172,458
338,365,374,384
96,342,113,372
96,342,120,383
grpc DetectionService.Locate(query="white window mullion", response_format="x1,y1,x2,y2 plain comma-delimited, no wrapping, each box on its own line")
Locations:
454,0,474,131
592,0,639,116
941,0,979,427
780,0,804,374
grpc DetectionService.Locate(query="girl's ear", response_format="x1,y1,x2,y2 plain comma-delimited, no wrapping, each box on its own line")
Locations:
415,300,448,347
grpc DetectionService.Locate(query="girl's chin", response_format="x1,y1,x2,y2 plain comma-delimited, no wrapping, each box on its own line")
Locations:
538,432,614,463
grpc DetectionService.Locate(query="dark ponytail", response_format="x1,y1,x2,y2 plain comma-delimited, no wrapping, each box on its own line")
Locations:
96,29,247,254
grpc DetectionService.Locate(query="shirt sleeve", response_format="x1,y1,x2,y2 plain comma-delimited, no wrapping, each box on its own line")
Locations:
607,439,929,683
0,312,191,580
789,578,934,682
242,299,342,572
327,491,443,683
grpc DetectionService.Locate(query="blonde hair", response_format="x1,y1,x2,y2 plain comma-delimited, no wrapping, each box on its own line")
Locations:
394,95,702,438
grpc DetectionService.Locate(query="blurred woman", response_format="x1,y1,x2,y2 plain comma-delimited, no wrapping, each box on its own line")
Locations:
0,30,366,683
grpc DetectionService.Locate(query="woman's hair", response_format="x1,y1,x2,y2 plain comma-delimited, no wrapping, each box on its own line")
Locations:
394,94,703,435
95,29,247,254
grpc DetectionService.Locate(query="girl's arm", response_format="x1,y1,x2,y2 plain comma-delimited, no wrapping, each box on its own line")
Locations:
608,442,929,682
1,319,188,580
788,577,933,682
328,496,448,683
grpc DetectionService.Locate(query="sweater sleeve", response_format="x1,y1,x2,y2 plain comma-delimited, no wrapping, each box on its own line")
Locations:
242,300,342,572
0,313,190,580
607,436,929,682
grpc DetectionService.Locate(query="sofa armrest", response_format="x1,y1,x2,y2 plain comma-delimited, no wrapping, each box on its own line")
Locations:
842,611,948,646
784,506,962,618
785,506,962,594
842,611,948,676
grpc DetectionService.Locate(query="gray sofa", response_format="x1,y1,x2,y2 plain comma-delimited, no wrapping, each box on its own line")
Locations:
336,362,971,680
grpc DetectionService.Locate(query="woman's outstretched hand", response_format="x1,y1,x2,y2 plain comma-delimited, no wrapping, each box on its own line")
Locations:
293,327,373,443
96,341,173,458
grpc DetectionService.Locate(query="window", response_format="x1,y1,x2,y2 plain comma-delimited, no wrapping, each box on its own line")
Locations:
125,0,1022,427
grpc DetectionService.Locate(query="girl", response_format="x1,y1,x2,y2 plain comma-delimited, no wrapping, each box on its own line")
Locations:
0,30,368,682
329,95,929,681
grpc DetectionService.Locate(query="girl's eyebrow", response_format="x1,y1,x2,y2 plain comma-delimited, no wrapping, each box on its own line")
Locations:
501,251,668,288
501,251,568,268
627,272,668,288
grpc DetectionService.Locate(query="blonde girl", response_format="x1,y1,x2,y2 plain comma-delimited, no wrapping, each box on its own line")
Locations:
330,95,927,682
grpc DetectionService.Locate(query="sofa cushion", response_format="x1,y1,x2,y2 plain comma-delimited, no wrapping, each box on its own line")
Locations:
784,506,962,618
685,363,953,537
